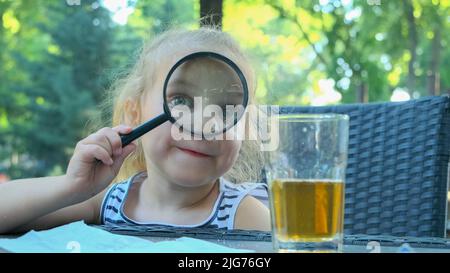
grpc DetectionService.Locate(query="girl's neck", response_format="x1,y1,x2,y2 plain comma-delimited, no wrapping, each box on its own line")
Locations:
139,168,219,212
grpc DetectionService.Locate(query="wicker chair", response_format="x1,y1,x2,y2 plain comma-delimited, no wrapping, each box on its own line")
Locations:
280,95,450,237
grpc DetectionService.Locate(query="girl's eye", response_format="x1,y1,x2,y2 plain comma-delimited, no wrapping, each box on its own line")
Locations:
168,95,194,109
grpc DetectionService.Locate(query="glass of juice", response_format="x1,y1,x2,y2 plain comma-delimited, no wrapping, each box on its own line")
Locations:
265,113,349,252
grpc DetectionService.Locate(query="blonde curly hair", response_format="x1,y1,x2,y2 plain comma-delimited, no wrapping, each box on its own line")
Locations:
95,27,263,183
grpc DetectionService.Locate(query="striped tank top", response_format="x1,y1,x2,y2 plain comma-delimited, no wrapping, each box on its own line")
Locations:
100,172,269,229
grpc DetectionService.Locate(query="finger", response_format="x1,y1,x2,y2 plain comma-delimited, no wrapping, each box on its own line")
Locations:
83,133,113,157
120,142,136,160
113,125,135,149
112,124,133,135
111,143,136,170
99,127,123,157
80,144,113,165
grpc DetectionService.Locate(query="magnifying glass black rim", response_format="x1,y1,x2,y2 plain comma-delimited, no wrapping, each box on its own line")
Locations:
162,51,249,137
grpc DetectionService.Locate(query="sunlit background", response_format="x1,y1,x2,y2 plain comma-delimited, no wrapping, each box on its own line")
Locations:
1,0,449,179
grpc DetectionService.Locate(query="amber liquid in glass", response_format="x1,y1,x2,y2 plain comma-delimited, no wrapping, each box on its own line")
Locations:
270,179,344,242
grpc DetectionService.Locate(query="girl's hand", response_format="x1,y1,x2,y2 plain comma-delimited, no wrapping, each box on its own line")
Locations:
65,125,136,201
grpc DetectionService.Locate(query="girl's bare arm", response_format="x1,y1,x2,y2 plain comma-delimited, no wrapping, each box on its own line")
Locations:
0,176,107,234
0,125,135,234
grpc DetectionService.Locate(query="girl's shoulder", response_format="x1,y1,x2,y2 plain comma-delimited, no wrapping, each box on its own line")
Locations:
218,177,269,207
217,178,270,230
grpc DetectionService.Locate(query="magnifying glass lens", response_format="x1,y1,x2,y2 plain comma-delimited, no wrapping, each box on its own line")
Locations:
165,55,247,137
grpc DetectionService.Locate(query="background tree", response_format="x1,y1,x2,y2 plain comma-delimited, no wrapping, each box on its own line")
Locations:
200,0,223,28
1,0,448,179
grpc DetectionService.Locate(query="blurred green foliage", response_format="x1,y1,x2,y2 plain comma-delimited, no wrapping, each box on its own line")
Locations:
0,0,449,179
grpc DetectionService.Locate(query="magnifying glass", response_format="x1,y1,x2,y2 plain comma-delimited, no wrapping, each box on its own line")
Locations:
120,51,249,147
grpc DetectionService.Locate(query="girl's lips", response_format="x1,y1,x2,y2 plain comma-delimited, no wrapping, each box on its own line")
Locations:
177,147,212,158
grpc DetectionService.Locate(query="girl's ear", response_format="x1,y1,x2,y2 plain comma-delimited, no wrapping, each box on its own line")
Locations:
124,98,141,126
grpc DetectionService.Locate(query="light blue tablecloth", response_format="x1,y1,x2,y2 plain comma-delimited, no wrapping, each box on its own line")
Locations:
0,221,252,253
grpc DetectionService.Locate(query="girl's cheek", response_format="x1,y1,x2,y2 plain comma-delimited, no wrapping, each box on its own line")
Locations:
220,141,241,169
141,122,173,157
140,90,165,121
231,140,242,154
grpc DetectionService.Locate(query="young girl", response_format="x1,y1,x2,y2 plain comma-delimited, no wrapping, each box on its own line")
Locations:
0,28,270,234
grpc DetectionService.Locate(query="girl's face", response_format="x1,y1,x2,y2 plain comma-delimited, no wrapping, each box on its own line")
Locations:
137,51,245,187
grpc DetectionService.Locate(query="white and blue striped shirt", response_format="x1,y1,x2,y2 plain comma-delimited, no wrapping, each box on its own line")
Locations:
100,172,269,229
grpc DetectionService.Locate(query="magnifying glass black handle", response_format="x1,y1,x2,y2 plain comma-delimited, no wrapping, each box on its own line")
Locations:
120,113,170,147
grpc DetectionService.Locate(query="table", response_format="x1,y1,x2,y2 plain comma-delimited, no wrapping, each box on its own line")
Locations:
136,236,450,253
79,225,450,253
1,224,450,253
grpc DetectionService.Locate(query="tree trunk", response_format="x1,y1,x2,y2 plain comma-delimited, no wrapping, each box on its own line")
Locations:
200,0,223,29
403,0,417,95
428,26,441,96
357,82,368,103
